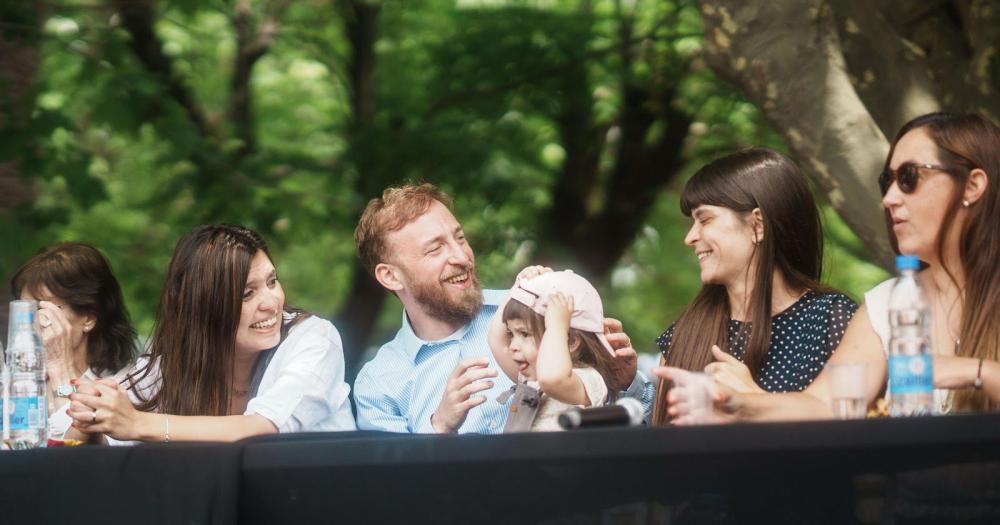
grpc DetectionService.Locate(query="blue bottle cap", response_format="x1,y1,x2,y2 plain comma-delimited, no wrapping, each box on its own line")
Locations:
895,255,921,270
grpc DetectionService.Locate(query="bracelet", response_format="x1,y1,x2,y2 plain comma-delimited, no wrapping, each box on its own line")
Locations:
974,358,984,390
164,414,171,443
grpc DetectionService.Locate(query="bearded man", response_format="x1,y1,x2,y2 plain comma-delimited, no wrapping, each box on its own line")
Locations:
353,183,652,433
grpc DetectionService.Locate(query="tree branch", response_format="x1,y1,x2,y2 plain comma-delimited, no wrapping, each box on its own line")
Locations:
229,0,292,156
697,0,894,268
113,0,213,139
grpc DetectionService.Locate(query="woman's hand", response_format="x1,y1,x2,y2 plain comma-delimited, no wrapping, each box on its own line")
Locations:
68,378,147,441
652,366,738,425
704,345,765,395
38,301,80,384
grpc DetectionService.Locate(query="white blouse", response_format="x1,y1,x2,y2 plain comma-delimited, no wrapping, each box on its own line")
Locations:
109,314,356,444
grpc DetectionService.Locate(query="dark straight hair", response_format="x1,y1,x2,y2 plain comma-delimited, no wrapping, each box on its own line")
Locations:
130,224,306,416
886,112,1000,411
10,243,137,375
652,147,830,425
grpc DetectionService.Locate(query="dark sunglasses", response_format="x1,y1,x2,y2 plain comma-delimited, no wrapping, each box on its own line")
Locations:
879,162,951,195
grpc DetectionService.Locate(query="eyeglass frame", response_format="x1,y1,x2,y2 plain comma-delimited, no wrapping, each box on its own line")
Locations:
878,162,955,196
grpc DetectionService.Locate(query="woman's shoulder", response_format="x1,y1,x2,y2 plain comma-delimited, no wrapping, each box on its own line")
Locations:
805,290,860,313
864,277,898,304
284,313,341,344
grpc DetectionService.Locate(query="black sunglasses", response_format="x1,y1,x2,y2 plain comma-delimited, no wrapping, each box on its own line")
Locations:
878,162,952,195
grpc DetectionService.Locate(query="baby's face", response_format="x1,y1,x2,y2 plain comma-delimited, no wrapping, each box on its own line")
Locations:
505,319,539,381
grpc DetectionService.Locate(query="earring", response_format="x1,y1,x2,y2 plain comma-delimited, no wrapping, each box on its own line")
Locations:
962,200,970,208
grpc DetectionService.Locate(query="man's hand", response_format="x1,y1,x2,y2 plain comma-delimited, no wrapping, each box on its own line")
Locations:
431,358,497,433
603,318,638,391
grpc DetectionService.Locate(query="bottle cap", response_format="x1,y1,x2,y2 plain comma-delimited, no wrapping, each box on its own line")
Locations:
895,255,920,271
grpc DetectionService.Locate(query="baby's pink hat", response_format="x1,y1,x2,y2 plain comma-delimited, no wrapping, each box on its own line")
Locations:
508,270,615,355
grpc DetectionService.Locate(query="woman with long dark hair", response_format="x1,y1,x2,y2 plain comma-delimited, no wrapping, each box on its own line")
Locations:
67,224,356,441
651,147,857,425
661,112,1000,421
11,243,138,439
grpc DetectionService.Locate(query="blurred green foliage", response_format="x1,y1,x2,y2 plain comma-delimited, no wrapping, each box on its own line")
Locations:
1,0,887,358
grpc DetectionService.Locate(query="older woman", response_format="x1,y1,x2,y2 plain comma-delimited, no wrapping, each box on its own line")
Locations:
67,224,356,442
660,112,1000,421
10,243,137,440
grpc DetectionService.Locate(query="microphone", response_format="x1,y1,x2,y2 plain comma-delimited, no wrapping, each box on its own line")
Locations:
558,397,644,430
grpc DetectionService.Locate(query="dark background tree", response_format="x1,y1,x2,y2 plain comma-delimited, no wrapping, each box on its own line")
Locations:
0,0,894,377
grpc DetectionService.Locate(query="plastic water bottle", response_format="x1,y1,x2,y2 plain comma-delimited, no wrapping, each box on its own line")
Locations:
1,338,8,449
887,255,934,416
6,301,48,448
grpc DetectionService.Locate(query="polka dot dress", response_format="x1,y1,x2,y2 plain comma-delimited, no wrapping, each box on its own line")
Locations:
656,291,859,393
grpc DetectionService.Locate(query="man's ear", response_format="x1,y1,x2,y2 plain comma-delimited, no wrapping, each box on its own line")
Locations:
751,207,765,244
963,168,988,207
374,262,405,292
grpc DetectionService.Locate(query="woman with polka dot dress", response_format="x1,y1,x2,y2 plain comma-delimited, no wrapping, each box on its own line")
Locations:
651,147,858,425
660,112,1000,423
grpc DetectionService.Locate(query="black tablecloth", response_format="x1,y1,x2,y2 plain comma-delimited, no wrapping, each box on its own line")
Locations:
0,441,242,524
2,415,1000,524
239,414,1000,524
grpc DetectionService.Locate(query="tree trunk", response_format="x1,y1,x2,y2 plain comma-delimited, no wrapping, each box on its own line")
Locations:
697,0,895,269
0,2,43,345
334,0,385,372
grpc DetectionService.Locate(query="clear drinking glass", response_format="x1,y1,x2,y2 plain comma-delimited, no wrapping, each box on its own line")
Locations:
827,362,868,419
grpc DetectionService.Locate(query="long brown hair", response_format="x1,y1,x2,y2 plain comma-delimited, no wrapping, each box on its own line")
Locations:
501,300,618,403
10,243,137,375
130,224,276,416
885,112,1000,411
652,148,829,424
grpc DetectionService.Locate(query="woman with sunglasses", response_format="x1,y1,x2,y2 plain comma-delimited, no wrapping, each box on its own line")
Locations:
65,224,356,442
659,112,1000,421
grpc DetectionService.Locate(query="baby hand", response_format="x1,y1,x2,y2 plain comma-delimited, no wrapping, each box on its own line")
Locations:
545,292,574,330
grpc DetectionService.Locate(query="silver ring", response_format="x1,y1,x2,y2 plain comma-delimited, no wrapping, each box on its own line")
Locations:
39,316,52,328
91,412,97,424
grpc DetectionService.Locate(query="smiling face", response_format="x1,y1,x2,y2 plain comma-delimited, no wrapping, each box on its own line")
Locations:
384,201,482,326
684,204,759,287
505,318,540,381
883,127,961,261
233,250,285,355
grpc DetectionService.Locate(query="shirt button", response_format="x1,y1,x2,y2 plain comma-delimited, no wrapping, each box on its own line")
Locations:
489,421,498,430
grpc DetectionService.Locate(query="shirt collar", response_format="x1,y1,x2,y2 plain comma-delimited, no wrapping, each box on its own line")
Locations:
398,289,506,363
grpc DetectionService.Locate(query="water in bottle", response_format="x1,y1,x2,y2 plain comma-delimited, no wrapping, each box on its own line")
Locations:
1,338,7,449
887,255,935,416
6,301,48,448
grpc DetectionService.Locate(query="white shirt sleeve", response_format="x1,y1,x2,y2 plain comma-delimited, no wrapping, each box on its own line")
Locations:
574,367,609,407
245,316,356,433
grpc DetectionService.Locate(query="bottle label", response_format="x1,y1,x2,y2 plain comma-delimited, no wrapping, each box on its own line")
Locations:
8,396,44,430
888,354,933,394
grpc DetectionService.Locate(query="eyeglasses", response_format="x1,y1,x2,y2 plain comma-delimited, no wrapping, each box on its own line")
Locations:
879,162,952,195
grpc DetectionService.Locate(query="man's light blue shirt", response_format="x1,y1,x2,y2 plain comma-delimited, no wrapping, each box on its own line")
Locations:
354,289,655,434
